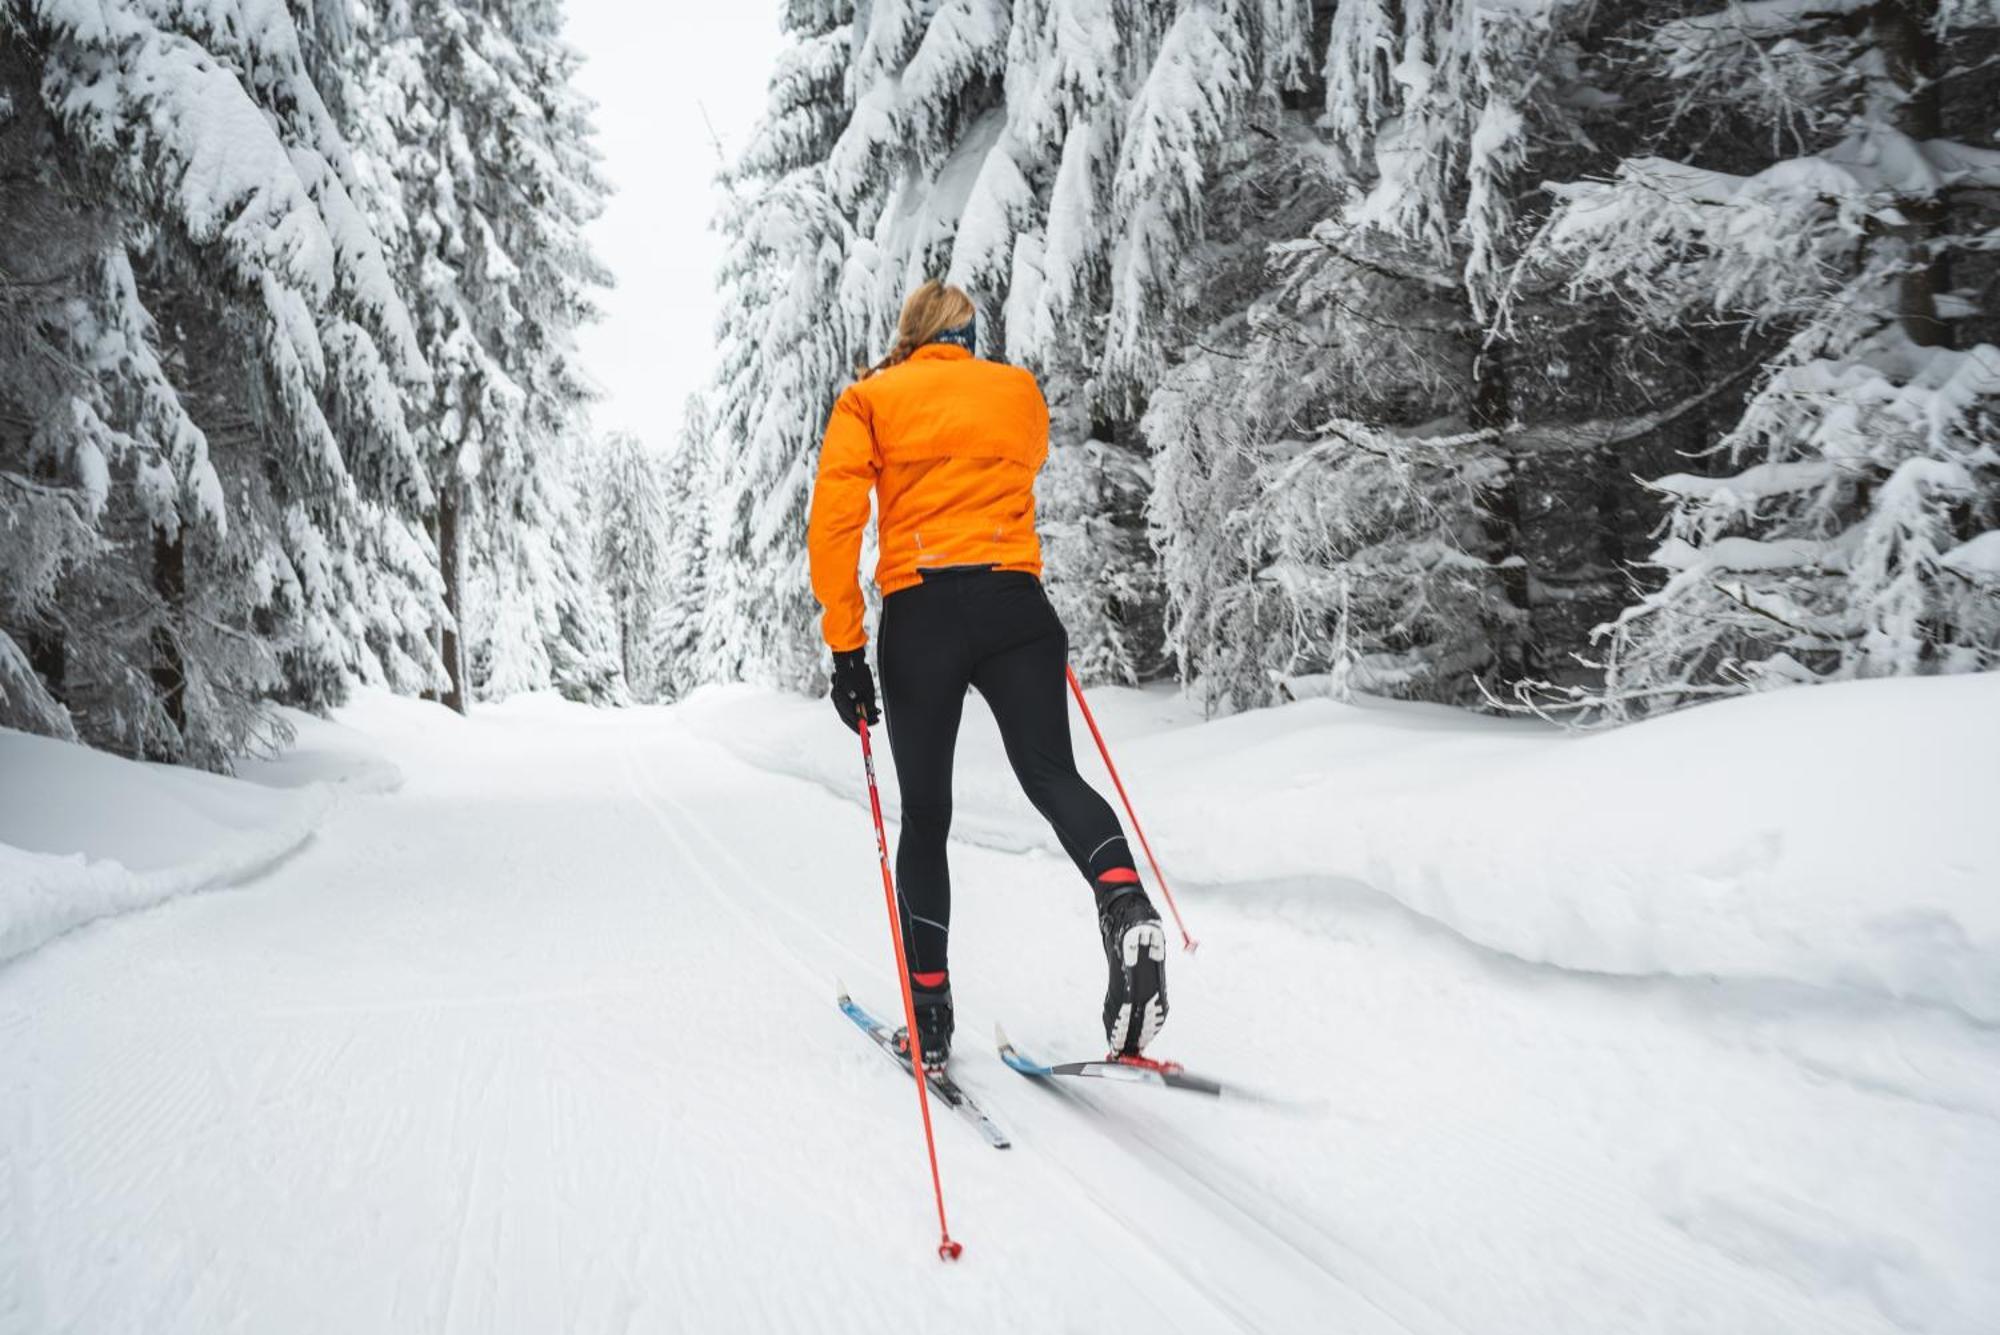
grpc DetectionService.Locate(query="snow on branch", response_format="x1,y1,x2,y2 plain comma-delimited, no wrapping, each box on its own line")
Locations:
1103,1,1254,400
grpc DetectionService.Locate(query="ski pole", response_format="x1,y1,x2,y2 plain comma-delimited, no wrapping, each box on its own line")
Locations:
855,716,964,1261
1065,665,1198,953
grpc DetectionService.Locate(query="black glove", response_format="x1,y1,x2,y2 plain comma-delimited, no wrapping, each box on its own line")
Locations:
829,648,880,733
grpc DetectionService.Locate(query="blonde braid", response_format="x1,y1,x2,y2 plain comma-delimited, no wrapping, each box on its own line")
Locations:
854,280,975,381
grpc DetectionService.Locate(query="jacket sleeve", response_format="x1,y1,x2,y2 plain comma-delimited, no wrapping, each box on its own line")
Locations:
1026,371,1052,469
806,385,879,653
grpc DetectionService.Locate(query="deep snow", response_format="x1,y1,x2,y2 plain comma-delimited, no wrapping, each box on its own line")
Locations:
1,679,1996,1332
681,672,2000,1019
0,710,399,965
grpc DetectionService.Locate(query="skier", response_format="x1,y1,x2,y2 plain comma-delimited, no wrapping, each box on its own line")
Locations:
807,280,1167,1070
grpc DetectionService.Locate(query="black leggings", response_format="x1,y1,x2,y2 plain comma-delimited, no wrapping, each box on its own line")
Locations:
878,568,1135,976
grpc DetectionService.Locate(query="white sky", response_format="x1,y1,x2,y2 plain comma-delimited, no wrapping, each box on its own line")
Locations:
565,2,786,448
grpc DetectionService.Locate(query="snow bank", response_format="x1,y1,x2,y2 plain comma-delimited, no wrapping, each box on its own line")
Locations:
680,673,2000,1021
0,705,396,965
234,705,408,796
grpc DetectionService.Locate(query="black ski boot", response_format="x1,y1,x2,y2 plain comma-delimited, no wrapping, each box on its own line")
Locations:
1096,878,1168,1055
894,977,954,1071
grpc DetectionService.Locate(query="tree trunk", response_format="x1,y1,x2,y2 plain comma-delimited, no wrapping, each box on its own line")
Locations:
1473,338,1536,685
27,622,66,703
27,455,67,700
619,607,633,694
150,522,186,755
1875,0,1955,664
1604,339,1716,573
1877,0,1951,349
1593,443,1632,574
421,509,442,703
438,480,468,714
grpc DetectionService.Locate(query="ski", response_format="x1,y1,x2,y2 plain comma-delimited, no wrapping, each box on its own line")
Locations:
839,990,1011,1149
996,1025,1223,1096
997,1025,1317,1110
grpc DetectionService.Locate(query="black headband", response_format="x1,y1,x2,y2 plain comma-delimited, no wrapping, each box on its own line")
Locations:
933,313,977,354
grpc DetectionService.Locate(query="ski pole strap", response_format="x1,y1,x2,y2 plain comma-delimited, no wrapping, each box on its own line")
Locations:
1064,665,1198,953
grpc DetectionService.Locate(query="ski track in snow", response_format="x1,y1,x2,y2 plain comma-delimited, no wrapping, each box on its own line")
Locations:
1,697,1995,1333
616,726,1422,1335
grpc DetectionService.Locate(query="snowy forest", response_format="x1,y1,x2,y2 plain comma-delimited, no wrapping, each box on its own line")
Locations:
668,0,2000,719
0,0,621,771
5,0,2000,773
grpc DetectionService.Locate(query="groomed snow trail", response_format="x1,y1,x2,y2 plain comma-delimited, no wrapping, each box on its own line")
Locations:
3,694,1994,1333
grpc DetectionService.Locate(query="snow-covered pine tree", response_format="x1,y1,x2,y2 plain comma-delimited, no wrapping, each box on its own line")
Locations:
1530,0,2000,713
1147,0,1621,711
1,0,435,765
342,500,450,697
0,36,117,744
970,0,1315,685
695,0,1322,690
691,0,858,689
3,0,611,765
653,399,714,702
467,446,623,704
361,0,617,710
586,431,670,699
999,0,1189,685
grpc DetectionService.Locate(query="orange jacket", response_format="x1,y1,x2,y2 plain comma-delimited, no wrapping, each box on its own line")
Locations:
807,344,1050,652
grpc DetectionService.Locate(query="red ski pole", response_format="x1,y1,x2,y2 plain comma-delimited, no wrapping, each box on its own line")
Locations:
856,716,963,1261
1066,665,1198,953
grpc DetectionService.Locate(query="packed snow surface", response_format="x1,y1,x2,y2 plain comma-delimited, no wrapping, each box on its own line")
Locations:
2,680,1995,1333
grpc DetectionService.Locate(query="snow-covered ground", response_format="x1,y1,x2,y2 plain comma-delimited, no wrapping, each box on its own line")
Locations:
0,707,405,968
2,679,1996,1333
